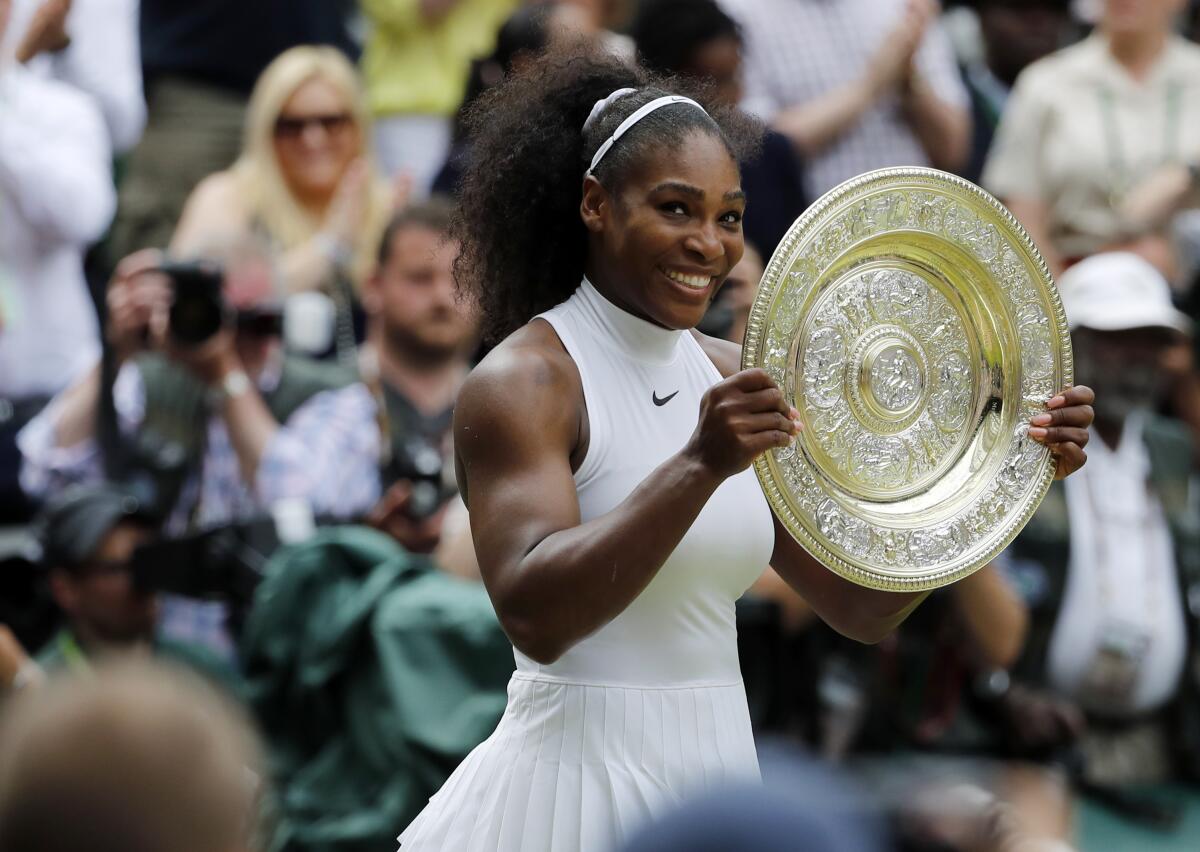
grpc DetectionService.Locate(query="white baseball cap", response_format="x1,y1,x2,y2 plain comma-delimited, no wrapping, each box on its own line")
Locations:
1056,252,1193,335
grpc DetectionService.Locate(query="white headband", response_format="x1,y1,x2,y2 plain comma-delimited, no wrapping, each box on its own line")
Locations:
584,90,708,179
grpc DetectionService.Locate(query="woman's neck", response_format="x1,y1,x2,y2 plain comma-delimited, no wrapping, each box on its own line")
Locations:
583,261,633,317
1106,28,1169,81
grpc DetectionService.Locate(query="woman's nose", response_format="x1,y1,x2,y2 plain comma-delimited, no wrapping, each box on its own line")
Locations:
301,123,329,148
684,224,724,261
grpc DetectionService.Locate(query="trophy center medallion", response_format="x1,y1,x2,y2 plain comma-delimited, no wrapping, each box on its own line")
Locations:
868,344,923,412
847,325,927,433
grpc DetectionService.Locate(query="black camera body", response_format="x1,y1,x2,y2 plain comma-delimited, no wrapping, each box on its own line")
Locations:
160,260,227,347
382,437,450,521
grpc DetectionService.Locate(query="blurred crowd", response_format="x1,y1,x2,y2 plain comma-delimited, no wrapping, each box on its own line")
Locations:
1,0,1200,850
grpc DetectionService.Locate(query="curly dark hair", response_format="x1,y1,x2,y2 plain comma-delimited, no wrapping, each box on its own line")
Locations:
453,47,763,343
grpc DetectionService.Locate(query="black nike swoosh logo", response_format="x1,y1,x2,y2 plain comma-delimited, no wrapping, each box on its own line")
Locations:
652,390,679,406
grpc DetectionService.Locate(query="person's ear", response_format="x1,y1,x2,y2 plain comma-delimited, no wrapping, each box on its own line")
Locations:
362,271,383,316
49,571,79,615
580,175,611,234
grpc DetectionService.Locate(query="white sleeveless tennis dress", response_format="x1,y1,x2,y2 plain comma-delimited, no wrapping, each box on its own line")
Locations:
398,278,775,851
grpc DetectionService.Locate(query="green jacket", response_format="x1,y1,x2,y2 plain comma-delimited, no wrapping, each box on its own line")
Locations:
240,526,512,852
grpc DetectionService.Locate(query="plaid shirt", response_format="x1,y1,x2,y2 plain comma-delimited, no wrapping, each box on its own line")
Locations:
722,0,969,199
19,359,382,658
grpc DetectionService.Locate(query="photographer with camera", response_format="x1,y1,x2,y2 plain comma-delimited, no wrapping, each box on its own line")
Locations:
360,199,478,559
25,483,235,688
20,242,381,527
16,242,382,652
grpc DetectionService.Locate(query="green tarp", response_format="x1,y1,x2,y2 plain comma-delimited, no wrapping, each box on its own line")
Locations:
241,527,513,852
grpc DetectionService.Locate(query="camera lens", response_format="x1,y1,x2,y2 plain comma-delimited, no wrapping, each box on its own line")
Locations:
161,261,226,347
170,292,225,346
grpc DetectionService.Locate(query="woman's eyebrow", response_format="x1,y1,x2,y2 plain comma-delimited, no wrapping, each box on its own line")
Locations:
649,183,746,203
651,181,705,199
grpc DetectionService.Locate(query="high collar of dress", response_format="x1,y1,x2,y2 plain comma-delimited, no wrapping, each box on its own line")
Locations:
578,276,684,366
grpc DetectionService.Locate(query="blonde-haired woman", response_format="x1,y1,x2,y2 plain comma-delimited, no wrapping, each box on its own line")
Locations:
172,46,397,297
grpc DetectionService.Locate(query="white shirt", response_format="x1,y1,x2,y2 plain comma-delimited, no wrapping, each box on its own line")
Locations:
983,35,1200,260
723,0,969,199
2,0,144,153
0,62,113,398
1047,416,1188,717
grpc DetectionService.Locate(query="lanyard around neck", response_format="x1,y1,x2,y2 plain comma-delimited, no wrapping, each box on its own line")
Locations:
1096,80,1184,201
58,632,92,673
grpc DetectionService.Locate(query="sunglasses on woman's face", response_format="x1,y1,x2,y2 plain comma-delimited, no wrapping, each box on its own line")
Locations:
274,112,354,139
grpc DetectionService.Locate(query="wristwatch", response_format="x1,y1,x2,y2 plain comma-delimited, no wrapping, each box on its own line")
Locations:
213,368,252,403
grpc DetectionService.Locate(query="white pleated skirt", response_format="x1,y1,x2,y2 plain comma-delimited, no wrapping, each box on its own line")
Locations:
397,673,761,851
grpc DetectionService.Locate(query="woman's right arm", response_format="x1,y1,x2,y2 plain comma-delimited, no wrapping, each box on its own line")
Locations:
456,338,796,664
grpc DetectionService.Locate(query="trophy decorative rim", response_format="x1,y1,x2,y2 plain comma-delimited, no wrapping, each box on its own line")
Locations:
741,167,1072,591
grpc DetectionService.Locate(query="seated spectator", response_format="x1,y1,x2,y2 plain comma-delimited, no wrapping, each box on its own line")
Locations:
630,0,807,256
362,0,518,197
999,252,1198,791
29,484,235,687
108,0,358,260
723,0,970,200
171,46,394,304
359,199,479,560
19,243,380,533
0,659,263,852
5,0,144,154
983,0,1200,277
959,0,1072,185
0,0,114,521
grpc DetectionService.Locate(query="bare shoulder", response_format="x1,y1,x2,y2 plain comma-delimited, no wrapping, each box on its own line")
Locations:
456,320,584,453
188,170,244,210
689,330,743,379
171,170,250,253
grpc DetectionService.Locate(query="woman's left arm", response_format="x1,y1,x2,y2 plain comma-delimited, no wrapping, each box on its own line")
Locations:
695,331,1094,642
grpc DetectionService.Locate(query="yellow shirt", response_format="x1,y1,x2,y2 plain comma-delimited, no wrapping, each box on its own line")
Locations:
983,34,1200,260
361,0,518,119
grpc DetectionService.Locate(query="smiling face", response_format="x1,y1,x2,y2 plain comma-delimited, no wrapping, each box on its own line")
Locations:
581,129,745,331
272,76,361,204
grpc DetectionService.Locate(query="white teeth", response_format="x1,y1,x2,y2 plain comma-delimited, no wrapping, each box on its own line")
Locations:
664,269,711,289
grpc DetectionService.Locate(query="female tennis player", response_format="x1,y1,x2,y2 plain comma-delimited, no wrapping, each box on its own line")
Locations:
398,48,1093,851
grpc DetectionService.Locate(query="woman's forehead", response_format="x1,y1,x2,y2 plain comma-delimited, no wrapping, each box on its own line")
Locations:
628,131,741,194
283,77,347,113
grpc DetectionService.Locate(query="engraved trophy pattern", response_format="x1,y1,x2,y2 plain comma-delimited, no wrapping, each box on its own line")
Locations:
745,169,1071,590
